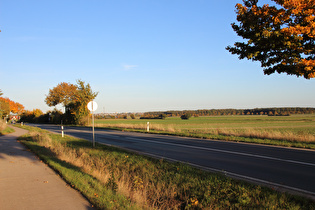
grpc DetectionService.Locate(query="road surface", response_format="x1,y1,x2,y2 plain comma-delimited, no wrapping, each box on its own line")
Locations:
30,124,315,199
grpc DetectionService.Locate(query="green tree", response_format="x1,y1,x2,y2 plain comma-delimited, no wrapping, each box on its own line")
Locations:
226,0,315,79
71,80,98,125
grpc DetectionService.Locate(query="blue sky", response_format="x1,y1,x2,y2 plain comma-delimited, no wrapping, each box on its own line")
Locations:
0,0,314,113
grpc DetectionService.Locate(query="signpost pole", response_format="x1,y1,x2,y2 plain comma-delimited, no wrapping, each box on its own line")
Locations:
87,101,98,148
92,109,95,147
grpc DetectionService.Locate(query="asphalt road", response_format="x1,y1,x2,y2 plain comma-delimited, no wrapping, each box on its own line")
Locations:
31,124,315,198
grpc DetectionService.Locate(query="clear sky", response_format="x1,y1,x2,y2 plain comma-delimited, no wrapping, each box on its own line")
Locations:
0,0,314,113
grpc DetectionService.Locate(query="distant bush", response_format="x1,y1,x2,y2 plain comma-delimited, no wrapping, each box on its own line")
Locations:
140,114,167,120
181,113,191,120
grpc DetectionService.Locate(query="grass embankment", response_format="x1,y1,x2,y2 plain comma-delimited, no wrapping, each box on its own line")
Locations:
18,125,315,209
0,120,14,135
94,115,315,149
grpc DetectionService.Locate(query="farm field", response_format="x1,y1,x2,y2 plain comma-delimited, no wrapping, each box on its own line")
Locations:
94,114,315,149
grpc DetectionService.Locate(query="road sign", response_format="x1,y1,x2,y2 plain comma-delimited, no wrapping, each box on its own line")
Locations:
87,101,98,147
87,101,98,112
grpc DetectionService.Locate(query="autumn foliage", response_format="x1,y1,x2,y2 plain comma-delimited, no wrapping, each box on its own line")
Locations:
227,0,315,79
45,82,77,107
45,80,98,125
0,97,25,115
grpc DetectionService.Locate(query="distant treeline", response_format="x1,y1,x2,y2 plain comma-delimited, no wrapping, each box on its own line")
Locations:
141,107,315,118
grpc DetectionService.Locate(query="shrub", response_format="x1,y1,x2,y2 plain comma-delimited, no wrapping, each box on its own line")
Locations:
180,113,191,120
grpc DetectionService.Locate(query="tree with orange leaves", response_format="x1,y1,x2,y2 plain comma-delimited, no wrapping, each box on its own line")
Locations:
0,97,25,115
45,80,98,124
226,0,315,79
45,82,77,107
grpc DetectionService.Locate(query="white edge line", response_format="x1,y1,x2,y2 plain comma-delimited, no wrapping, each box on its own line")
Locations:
125,137,315,167
134,151,315,200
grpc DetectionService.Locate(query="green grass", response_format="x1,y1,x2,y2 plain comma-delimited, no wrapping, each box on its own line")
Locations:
0,120,14,135
94,114,315,149
17,126,138,209
17,125,315,209
0,126,14,135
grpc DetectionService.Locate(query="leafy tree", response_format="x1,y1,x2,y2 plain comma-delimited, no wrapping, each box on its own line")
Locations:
0,97,25,115
32,109,44,117
70,80,98,125
226,0,315,79
45,82,77,107
45,80,98,125
0,99,10,118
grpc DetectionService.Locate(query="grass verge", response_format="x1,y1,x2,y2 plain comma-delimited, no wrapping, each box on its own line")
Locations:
18,125,315,209
0,120,14,135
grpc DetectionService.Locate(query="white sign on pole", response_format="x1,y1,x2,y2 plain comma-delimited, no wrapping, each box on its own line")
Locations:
87,101,98,112
87,101,98,147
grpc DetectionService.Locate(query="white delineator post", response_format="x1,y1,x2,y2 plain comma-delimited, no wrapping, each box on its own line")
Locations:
147,122,150,132
61,126,64,138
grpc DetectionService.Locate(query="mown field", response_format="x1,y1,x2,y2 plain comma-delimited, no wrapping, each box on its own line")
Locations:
94,114,315,149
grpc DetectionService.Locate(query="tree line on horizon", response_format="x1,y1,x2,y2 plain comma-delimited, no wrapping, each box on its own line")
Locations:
94,107,315,120
139,107,315,119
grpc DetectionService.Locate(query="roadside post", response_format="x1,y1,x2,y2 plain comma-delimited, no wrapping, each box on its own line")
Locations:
147,122,150,132
61,126,64,137
87,101,98,147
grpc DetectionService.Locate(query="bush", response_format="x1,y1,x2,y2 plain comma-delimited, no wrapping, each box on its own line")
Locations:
140,114,167,120
181,113,191,120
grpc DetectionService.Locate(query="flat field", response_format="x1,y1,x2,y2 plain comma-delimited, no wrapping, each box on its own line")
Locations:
95,114,315,148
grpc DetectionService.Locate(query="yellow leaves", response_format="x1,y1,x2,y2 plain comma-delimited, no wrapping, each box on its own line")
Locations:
282,24,315,39
282,0,315,14
236,3,247,15
45,82,77,107
230,0,315,78
279,0,315,38
302,59,315,66
0,97,25,114
296,59,315,78
187,197,200,208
